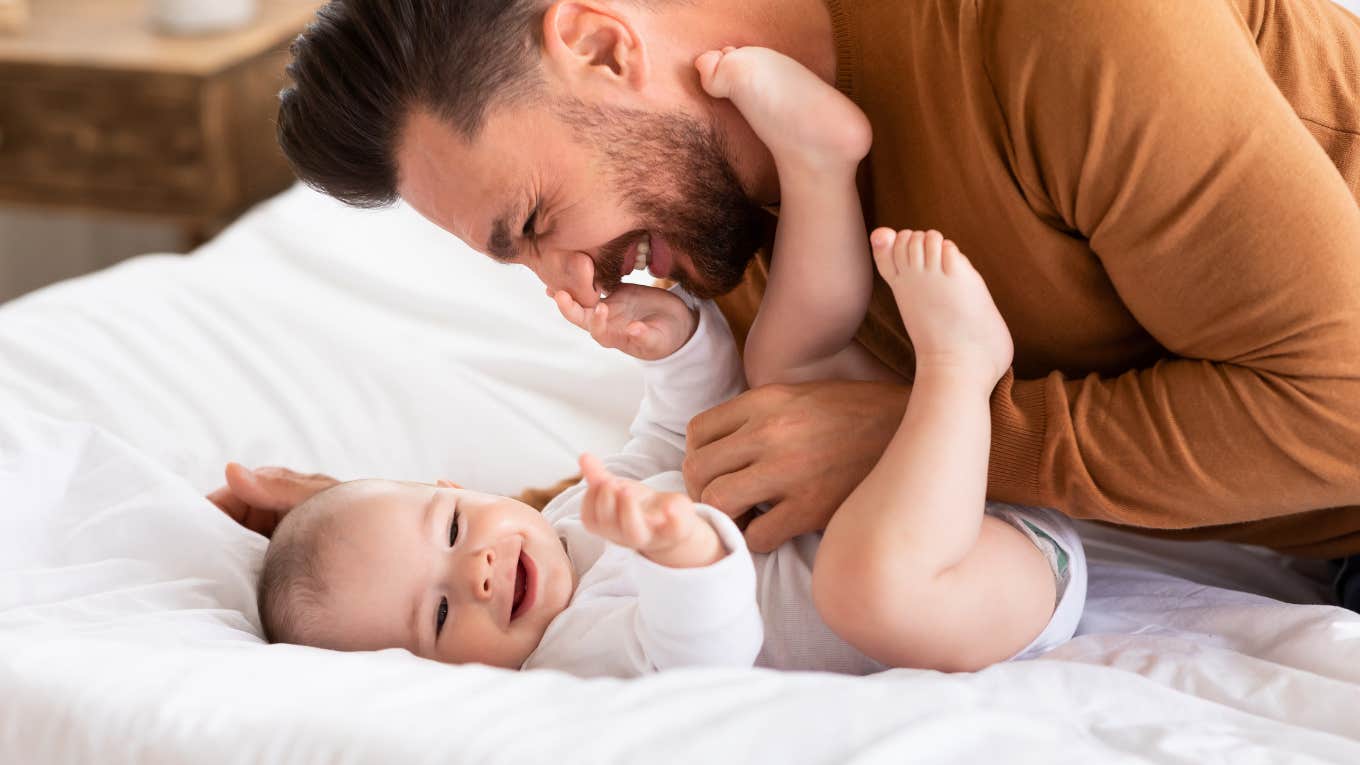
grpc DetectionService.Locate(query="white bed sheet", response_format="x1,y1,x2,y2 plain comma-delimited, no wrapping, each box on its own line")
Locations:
2,185,1358,764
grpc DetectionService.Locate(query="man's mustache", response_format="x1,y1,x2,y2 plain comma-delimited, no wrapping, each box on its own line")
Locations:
593,228,648,294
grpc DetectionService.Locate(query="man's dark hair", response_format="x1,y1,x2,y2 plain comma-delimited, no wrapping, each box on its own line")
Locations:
278,0,551,208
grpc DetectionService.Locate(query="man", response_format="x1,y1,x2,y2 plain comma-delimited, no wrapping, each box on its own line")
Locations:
218,0,1360,607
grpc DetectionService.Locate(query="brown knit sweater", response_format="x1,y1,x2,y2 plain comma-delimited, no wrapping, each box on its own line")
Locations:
716,0,1360,557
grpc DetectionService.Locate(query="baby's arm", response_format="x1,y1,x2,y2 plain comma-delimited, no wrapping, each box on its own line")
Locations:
697,47,893,387
530,456,762,674
578,453,723,569
539,288,765,675
551,285,745,479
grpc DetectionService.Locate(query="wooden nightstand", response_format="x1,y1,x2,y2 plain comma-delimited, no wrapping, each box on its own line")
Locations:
0,0,321,242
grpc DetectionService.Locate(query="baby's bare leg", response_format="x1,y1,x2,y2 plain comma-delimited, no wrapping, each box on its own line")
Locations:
696,47,879,386
812,230,1056,671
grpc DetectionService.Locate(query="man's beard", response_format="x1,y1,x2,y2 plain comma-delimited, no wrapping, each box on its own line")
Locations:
556,101,768,299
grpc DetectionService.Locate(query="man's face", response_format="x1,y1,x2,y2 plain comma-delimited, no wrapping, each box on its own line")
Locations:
396,100,767,307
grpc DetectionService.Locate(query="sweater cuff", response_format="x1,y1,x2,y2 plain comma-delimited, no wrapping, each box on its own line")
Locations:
988,369,1048,506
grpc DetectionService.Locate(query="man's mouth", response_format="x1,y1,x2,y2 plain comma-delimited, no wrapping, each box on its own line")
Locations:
509,550,535,623
617,232,674,281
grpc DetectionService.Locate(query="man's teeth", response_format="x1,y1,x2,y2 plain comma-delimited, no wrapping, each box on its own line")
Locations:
633,238,651,272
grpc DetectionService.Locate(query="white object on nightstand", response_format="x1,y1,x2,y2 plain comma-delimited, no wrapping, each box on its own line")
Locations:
149,0,258,35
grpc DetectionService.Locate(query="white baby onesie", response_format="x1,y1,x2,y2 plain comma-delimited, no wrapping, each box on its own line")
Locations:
521,290,1086,679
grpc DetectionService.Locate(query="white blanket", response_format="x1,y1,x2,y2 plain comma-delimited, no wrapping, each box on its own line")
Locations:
2,186,1358,764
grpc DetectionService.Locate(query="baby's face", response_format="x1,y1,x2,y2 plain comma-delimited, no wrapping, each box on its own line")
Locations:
311,481,574,668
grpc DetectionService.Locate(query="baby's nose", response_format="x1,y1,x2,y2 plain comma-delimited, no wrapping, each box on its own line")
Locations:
472,549,494,602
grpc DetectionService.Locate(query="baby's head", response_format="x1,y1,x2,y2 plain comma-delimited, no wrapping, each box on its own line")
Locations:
258,479,575,668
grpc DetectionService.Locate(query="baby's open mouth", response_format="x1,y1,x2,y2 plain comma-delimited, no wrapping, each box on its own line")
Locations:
510,551,534,622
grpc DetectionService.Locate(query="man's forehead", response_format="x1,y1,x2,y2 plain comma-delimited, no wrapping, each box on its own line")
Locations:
397,109,535,253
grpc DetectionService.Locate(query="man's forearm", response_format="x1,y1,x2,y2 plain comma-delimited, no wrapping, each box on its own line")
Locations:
986,365,1360,534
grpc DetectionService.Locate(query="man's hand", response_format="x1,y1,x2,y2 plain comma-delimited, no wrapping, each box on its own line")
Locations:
206,463,340,538
552,284,698,361
684,380,910,553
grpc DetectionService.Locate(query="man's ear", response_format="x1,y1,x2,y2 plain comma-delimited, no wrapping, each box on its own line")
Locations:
541,1,649,94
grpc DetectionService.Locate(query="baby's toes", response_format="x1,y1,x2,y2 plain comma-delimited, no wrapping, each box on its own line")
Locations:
888,229,912,276
940,240,966,275
870,228,898,279
695,50,731,97
923,230,944,271
905,230,927,271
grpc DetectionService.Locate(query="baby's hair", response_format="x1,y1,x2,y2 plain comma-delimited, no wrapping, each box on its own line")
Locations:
256,485,349,646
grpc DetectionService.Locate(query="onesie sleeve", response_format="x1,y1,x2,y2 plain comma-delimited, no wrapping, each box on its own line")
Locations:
620,289,747,476
542,290,746,524
625,504,763,670
520,505,762,677
976,0,1360,530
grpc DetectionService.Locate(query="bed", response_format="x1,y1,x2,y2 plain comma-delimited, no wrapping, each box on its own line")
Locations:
2,184,1358,764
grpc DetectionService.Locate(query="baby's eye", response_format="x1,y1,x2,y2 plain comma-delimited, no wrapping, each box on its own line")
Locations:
448,511,460,547
436,597,448,636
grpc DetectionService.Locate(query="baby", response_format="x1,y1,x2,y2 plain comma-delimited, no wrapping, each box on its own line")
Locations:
255,48,1086,676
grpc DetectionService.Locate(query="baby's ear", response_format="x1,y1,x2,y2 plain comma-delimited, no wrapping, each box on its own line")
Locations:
436,479,463,489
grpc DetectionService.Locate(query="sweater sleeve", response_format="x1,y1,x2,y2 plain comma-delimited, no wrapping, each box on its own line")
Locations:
979,0,1360,527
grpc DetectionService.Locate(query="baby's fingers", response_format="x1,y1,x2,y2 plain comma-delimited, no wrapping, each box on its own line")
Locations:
580,478,604,531
588,303,609,338
617,486,653,549
553,290,590,330
578,453,614,486
653,494,694,542
594,478,619,532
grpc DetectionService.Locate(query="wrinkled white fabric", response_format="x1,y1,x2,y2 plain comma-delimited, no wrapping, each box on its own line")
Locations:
1,185,1357,764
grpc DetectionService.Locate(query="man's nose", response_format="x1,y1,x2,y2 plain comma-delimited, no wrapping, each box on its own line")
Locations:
529,249,600,308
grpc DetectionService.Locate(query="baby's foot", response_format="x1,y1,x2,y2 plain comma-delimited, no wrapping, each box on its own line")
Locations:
695,46,870,173
871,229,1014,390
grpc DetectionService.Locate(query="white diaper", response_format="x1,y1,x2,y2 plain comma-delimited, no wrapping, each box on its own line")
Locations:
985,503,1088,660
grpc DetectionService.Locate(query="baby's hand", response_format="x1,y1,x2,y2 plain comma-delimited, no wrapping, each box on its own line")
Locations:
552,284,697,361
578,453,723,568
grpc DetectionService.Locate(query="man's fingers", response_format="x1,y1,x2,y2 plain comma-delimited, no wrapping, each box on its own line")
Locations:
226,463,336,511
685,394,756,449
207,485,278,537
743,501,811,554
682,434,763,505
695,467,776,519
242,507,281,538
206,485,249,521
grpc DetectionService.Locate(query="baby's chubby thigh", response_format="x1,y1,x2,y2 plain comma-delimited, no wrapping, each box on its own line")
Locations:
808,514,1046,670
807,512,933,658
